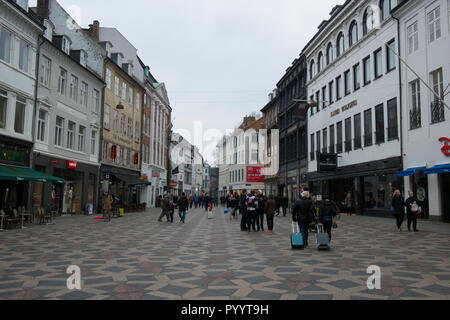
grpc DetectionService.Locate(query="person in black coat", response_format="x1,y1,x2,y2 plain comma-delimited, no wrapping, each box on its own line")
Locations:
240,191,248,231
178,193,189,224
292,191,314,247
275,194,282,216
391,189,405,232
405,191,419,232
319,197,337,241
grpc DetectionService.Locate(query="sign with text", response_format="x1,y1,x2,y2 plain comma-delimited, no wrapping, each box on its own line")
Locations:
247,166,265,183
66,160,77,170
318,153,338,172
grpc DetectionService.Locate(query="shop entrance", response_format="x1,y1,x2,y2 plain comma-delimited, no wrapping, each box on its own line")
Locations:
441,173,450,222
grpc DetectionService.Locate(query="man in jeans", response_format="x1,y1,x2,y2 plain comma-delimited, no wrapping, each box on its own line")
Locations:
178,192,189,224
292,191,313,247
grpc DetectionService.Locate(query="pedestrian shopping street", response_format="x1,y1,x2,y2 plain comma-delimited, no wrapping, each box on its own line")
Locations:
0,206,449,300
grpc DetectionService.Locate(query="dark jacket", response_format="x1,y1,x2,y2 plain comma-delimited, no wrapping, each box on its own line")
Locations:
293,197,314,224
258,195,266,214
392,196,405,215
161,197,169,212
178,196,189,211
265,199,276,215
405,196,417,216
319,200,336,223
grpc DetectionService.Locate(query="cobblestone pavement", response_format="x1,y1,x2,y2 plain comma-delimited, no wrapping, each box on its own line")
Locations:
0,206,449,300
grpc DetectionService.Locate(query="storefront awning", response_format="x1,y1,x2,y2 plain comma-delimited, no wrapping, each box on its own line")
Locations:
397,166,427,177
112,173,151,186
424,164,450,175
0,165,64,183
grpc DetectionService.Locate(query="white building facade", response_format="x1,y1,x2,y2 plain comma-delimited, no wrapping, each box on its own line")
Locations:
394,0,450,221
304,0,404,216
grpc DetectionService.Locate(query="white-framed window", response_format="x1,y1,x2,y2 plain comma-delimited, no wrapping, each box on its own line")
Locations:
121,114,125,136
18,40,29,72
55,116,64,146
104,104,110,129
93,89,100,113
113,110,118,132
102,141,108,161
37,109,47,142
0,28,12,63
114,76,119,96
251,149,258,162
80,51,87,67
67,121,75,150
136,93,140,110
409,79,421,129
69,75,78,101
90,130,97,155
58,68,67,95
122,82,127,100
61,37,70,54
128,87,133,105
106,69,112,89
428,6,441,43
0,89,7,129
128,118,132,138
407,21,419,55
78,126,85,152
39,56,51,87
386,39,396,71
14,96,26,134
135,121,139,141
81,82,88,106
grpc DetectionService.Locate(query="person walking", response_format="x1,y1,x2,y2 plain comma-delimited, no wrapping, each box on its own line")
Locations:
282,195,289,217
168,195,175,223
102,191,113,223
204,195,210,211
246,192,258,232
240,192,248,231
158,193,170,222
194,194,199,208
405,191,419,232
292,191,314,248
178,193,189,224
256,191,266,231
275,194,282,216
319,196,337,241
392,189,405,232
189,195,194,209
265,195,276,233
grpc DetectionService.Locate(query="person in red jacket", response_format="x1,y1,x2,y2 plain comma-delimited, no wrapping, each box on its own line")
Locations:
189,195,194,209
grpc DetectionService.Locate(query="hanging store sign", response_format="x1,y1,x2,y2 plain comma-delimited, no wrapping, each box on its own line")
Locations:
439,137,450,156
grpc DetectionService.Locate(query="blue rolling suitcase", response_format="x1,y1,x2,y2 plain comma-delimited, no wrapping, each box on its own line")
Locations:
291,222,304,249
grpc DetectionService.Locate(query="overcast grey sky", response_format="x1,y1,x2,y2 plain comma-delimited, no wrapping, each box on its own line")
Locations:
30,0,344,163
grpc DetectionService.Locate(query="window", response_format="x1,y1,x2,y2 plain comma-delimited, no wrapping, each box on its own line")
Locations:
318,52,323,73
18,40,29,72
127,149,131,166
136,93,140,110
37,109,47,142
326,43,333,65
410,80,421,129
337,121,343,154
336,32,345,57
135,121,140,141
128,87,133,105
354,113,362,149
315,91,320,112
104,104,110,129
430,68,445,123
93,89,100,113
58,68,67,95
14,97,26,134
69,75,78,101
349,21,358,47
374,48,383,78
91,131,97,155
128,118,132,138
428,6,441,43
336,75,342,100
375,104,385,144
251,149,258,162
364,109,373,147
344,70,351,95
363,7,375,35
322,86,327,109
80,51,87,67
407,21,419,55
251,133,258,143
353,63,361,90
363,56,371,85
81,82,88,106
0,89,7,129
345,117,352,152
113,110,118,132
329,125,335,154
329,81,334,103
67,121,75,150
0,28,11,63
61,37,70,54
78,126,85,152
114,77,119,96
310,133,315,161
316,131,321,158
310,60,315,80
380,0,391,21
122,82,127,100
387,98,398,140
386,39,396,71
106,69,112,89
102,141,108,161
55,116,64,146
39,56,51,87
121,114,125,136
322,128,328,153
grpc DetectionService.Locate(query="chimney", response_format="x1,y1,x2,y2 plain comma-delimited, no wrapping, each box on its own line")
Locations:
37,0,50,19
88,20,100,41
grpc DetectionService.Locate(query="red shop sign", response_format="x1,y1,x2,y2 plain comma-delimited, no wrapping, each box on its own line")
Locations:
246,166,265,183
67,160,77,170
439,137,450,156
50,159,59,165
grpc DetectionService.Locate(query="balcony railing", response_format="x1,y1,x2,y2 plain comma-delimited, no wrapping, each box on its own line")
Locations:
364,134,373,147
375,131,385,145
387,127,398,141
354,136,362,150
431,101,445,124
410,108,421,130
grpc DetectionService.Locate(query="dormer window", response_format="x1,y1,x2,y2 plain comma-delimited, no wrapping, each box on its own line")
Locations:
43,20,53,42
111,52,123,67
61,37,70,55
80,50,87,67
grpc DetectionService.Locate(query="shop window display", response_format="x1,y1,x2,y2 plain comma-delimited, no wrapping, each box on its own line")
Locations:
363,174,403,212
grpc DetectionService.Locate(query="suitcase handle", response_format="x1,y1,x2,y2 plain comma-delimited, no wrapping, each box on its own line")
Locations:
292,222,300,234
316,223,324,233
